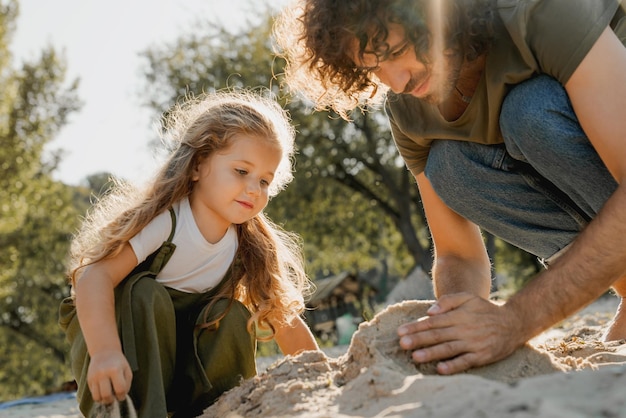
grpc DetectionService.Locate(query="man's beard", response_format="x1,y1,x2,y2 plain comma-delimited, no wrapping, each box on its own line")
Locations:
420,53,463,105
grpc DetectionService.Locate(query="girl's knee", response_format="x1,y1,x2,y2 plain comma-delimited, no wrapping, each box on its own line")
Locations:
126,278,174,325
198,299,256,360
129,277,171,306
196,299,257,382
200,299,253,335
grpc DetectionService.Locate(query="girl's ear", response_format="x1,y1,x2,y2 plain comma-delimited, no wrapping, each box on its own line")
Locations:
191,157,203,181
191,164,200,182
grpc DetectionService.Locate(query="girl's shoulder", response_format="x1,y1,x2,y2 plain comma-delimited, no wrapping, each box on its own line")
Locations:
129,199,185,264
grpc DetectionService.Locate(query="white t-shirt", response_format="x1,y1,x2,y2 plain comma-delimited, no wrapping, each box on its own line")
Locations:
129,197,238,293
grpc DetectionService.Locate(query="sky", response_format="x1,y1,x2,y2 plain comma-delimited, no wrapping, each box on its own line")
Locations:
12,0,288,186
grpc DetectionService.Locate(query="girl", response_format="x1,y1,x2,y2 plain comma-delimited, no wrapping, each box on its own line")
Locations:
59,90,319,418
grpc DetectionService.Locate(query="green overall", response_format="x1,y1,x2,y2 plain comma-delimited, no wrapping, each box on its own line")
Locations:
59,210,257,418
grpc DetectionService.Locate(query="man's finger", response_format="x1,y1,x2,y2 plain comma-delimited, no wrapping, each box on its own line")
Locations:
399,319,459,351
436,352,480,375
427,292,476,316
409,338,466,364
398,306,460,340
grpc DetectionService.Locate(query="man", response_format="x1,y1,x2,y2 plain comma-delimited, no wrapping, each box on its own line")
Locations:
274,0,626,374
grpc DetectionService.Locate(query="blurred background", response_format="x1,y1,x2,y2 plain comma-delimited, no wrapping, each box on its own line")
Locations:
0,0,543,401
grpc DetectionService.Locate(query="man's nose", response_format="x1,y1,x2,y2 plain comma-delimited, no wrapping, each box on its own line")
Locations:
376,65,409,94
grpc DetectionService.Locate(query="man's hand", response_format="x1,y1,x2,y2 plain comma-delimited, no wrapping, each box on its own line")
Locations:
397,293,525,374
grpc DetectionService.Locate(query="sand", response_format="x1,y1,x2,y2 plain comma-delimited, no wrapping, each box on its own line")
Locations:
203,297,626,418
2,296,625,418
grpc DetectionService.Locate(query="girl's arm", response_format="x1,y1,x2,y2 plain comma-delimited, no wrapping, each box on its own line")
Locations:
74,243,138,404
274,315,319,356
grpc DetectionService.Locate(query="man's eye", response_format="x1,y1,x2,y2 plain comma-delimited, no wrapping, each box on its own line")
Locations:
389,45,408,59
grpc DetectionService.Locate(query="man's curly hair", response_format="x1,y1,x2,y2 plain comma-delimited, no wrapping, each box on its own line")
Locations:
274,0,496,118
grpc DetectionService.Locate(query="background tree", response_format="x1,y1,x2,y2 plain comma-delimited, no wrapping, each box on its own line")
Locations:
0,0,84,400
0,0,542,403
138,5,539,290
0,0,545,402
139,9,429,283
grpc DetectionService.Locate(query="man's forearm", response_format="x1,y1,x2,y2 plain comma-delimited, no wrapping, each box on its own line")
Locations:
432,254,492,299
505,184,626,341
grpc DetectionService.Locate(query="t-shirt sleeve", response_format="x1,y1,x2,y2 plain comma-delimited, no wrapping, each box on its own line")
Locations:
128,209,173,264
385,99,432,177
525,0,620,84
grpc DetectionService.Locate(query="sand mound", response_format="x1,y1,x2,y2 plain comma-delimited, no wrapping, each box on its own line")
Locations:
203,300,626,418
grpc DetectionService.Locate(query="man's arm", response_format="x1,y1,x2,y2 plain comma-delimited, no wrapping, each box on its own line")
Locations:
398,173,518,373
415,173,492,299
503,25,626,339
398,27,626,374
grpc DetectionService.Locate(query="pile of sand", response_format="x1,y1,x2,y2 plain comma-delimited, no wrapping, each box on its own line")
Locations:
203,300,626,418
2,298,624,418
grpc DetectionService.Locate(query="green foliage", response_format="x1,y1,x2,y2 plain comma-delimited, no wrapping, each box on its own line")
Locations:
83,171,117,196
137,1,540,293
0,0,547,403
0,0,84,400
492,239,543,296
139,5,281,114
138,6,427,281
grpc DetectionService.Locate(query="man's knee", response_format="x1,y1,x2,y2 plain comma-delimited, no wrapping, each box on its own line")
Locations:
425,140,494,209
426,140,464,196
500,75,572,159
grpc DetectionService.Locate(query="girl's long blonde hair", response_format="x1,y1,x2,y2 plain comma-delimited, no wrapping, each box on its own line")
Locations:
68,89,312,333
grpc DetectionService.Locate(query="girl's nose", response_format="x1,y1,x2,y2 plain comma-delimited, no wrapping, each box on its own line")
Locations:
246,179,261,195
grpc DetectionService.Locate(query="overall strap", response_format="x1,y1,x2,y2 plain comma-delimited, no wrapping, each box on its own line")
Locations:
166,207,176,243
147,207,177,274
119,207,177,372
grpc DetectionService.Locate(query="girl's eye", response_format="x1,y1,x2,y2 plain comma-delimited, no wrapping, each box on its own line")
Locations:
260,179,270,187
236,168,248,175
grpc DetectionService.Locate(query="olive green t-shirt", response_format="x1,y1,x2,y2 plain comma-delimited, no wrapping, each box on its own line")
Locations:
386,0,626,177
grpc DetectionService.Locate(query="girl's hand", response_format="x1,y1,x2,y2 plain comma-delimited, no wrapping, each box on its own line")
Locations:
75,244,137,404
87,350,133,404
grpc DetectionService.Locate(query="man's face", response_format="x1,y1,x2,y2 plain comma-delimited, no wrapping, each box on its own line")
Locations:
353,24,462,105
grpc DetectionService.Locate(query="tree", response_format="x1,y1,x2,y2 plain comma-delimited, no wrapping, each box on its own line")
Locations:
0,0,83,399
138,3,541,294
138,8,429,280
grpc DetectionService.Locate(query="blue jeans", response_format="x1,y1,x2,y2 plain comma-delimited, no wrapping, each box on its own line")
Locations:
425,75,617,261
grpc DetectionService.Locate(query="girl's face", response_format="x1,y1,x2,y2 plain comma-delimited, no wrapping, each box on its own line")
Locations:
190,134,282,243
